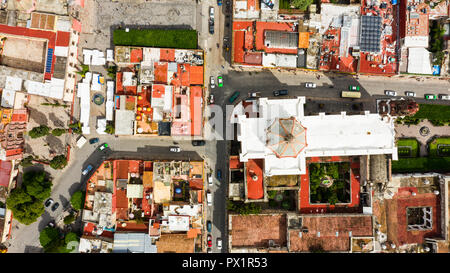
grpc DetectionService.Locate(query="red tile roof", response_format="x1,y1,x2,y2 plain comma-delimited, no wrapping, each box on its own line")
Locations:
0,160,12,188
233,31,245,64
190,86,203,136
115,160,129,180
55,31,70,47
231,214,287,248
130,48,143,63
159,49,175,62
190,65,204,85
154,62,168,83
289,215,373,252
229,156,244,169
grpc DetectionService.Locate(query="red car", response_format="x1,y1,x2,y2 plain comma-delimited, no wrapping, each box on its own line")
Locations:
207,235,212,248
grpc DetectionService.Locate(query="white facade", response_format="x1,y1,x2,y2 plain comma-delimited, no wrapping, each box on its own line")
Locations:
235,97,397,176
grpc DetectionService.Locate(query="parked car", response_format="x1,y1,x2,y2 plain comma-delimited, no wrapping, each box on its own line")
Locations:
47,220,56,228
425,94,437,100
209,94,215,104
216,238,222,250
82,165,93,176
51,202,59,212
89,138,99,144
273,89,288,96
405,91,416,97
229,91,240,103
208,174,213,186
209,6,215,19
438,94,450,100
99,143,108,151
248,92,261,98
384,90,397,96
305,82,317,88
207,221,212,232
209,22,214,35
207,248,212,253
217,0,222,5
217,76,223,87
349,85,360,91
216,169,222,180
207,191,213,206
169,146,181,152
207,234,212,247
210,76,215,88
192,140,206,146
45,198,54,208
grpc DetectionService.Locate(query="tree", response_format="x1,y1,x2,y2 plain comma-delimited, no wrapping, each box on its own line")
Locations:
51,128,66,137
39,227,60,249
50,155,67,170
63,213,75,225
64,232,79,245
22,171,52,201
290,0,313,10
68,122,82,134
70,191,86,211
20,156,34,168
7,189,45,225
28,125,50,138
105,122,115,135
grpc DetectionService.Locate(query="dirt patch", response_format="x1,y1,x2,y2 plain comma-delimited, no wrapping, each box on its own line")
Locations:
45,134,65,155
27,106,48,126
49,112,65,128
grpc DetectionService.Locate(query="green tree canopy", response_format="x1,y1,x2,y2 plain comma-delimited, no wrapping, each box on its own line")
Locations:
70,191,85,211
39,227,60,248
22,171,52,201
50,155,68,170
63,213,75,225
51,128,66,137
64,232,79,245
28,125,50,138
291,0,313,10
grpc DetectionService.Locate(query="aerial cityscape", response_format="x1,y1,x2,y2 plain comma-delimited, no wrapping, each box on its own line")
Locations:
0,0,448,258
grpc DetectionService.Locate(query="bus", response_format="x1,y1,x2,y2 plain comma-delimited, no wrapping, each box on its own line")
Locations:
341,91,361,98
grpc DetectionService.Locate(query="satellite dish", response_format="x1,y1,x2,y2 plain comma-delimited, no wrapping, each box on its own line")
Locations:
129,213,135,219
252,175,258,181
433,190,439,195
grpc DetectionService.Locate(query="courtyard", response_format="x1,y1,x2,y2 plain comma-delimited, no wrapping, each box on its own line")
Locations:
308,162,351,205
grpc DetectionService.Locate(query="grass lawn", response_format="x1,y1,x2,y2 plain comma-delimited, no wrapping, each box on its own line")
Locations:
429,137,450,157
392,157,450,173
113,29,198,49
396,138,419,158
412,104,450,122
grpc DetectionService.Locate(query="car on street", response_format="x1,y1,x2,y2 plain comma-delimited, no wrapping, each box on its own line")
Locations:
47,220,56,228
209,94,215,104
209,6,214,19
208,174,213,186
349,85,360,91
207,191,213,206
210,76,215,88
216,169,222,180
216,238,222,250
438,94,450,100
217,0,222,5
207,248,212,253
229,91,240,103
425,94,437,100
45,198,54,208
207,235,212,247
82,165,93,176
248,92,261,98
169,146,181,152
51,202,60,212
405,91,416,97
217,76,223,87
99,143,108,151
192,140,206,146
209,22,214,35
384,90,397,96
273,89,288,96
89,138,99,144
305,82,317,88
207,221,212,232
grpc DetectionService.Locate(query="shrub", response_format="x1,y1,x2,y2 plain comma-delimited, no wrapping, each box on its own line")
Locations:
51,128,66,137
63,213,75,225
70,191,86,211
20,156,34,167
28,125,50,138
50,155,67,170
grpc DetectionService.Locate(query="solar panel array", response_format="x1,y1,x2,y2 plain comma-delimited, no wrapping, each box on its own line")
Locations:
360,16,382,53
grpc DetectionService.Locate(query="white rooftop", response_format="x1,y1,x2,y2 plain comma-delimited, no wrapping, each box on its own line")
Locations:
115,109,135,135
168,215,190,232
236,97,396,176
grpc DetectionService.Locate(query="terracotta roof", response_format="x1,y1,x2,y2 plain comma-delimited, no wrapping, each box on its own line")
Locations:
142,171,153,188
231,214,287,248
156,233,195,253
189,65,204,85
229,156,244,169
246,159,264,200
289,215,373,252
116,160,129,180
0,160,12,188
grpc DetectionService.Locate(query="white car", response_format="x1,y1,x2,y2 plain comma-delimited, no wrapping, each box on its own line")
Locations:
405,91,416,97
305,82,317,88
385,90,397,96
206,191,213,206
208,175,213,186
216,238,222,250
169,146,181,152
210,76,215,88
438,94,450,100
209,6,214,19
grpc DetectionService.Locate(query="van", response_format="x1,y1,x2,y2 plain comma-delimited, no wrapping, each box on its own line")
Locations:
208,175,213,186
229,91,240,103
273,89,288,96
207,191,213,206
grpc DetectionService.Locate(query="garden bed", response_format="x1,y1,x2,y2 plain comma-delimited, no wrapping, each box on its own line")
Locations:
392,157,450,173
429,137,450,157
267,190,296,211
396,138,419,158
113,29,198,49
309,162,351,205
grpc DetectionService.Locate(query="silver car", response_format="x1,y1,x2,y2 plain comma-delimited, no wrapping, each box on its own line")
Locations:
169,146,181,152
385,90,397,96
210,76,215,88
404,91,416,97
305,82,317,88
